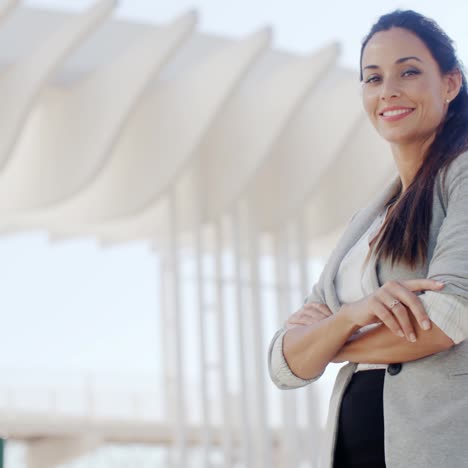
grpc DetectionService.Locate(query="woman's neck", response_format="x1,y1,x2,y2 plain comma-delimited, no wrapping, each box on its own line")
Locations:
390,135,435,191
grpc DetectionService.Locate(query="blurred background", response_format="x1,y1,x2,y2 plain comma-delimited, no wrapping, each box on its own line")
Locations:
0,1,465,467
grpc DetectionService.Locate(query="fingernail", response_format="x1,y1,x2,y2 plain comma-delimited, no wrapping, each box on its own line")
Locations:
409,333,416,342
422,320,431,330
397,330,405,338
436,281,445,286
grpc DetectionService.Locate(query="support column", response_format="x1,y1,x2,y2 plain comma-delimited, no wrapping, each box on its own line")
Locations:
245,205,271,468
194,223,212,468
231,206,253,467
274,227,300,468
167,190,188,467
214,218,233,467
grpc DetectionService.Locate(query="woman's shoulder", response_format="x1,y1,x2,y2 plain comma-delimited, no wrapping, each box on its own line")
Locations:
439,150,468,197
443,150,468,177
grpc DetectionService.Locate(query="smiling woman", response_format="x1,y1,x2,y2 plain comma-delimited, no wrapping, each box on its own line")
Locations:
361,28,461,176
268,9,468,468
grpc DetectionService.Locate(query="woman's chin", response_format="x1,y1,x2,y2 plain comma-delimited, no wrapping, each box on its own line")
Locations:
378,130,416,145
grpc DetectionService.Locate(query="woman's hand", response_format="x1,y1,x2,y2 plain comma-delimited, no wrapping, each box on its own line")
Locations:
339,279,445,342
284,302,332,330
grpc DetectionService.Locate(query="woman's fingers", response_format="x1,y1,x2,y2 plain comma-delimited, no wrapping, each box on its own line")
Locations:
385,281,433,331
304,303,333,316
285,304,331,329
288,310,328,325
375,288,414,340
378,279,444,341
400,279,443,331
402,278,445,293
391,304,417,341
370,296,406,338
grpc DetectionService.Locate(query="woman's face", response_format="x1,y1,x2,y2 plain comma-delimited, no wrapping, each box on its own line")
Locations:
361,27,457,146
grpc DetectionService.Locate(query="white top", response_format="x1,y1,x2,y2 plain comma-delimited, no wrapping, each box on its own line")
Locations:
270,208,468,386
335,206,389,372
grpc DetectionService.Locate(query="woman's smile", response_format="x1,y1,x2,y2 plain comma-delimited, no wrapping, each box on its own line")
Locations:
379,106,415,122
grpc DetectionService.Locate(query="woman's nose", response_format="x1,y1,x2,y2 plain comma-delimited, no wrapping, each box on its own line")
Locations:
380,80,401,100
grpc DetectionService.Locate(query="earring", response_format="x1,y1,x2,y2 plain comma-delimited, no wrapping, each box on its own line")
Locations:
446,98,451,103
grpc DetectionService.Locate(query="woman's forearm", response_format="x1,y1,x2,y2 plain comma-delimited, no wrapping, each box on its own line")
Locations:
283,304,360,380
332,316,454,364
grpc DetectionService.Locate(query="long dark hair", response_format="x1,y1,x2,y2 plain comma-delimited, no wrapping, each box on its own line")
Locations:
360,10,468,269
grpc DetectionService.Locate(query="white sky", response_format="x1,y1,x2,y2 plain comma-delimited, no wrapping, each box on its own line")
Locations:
27,0,468,69
6,1,468,385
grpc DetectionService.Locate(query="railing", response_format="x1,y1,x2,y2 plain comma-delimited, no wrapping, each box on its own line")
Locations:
0,368,165,422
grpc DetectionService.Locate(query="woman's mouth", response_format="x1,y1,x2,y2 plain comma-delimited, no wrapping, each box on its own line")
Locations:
379,107,415,122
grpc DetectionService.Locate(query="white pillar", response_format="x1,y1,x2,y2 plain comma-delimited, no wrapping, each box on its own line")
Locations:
157,229,171,468
214,217,234,467
168,191,188,467
232,206,253,467
274,227,300,468
245,207,272,468
194,222,212,467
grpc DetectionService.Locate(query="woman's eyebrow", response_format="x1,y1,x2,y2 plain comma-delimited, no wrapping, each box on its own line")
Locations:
363,56,423,71
395,56,423,64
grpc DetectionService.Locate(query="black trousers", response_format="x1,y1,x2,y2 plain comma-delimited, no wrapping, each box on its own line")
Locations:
333,369,386,468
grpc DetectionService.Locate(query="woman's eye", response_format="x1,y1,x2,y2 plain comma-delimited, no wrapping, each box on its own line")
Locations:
402,69,420,77
364,75,380,84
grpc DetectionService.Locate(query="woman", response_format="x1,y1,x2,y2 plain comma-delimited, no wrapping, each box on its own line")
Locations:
268,10,468,468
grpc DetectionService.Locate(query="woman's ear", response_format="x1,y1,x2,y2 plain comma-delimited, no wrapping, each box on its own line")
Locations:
446,68,463,102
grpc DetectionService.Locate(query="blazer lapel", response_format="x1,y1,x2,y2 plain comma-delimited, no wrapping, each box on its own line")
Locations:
324,176,401,311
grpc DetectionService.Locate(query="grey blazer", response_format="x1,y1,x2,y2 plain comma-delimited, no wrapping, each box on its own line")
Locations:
268,151,468,468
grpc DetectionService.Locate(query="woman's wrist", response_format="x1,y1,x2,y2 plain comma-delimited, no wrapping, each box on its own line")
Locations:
335,303,363,335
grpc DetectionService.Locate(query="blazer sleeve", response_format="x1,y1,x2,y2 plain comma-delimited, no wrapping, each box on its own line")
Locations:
419,152,468,343
267,209,363,389
267,269,329,390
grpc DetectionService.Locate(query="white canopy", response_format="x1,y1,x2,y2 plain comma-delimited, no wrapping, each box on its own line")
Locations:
0,1,394,248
